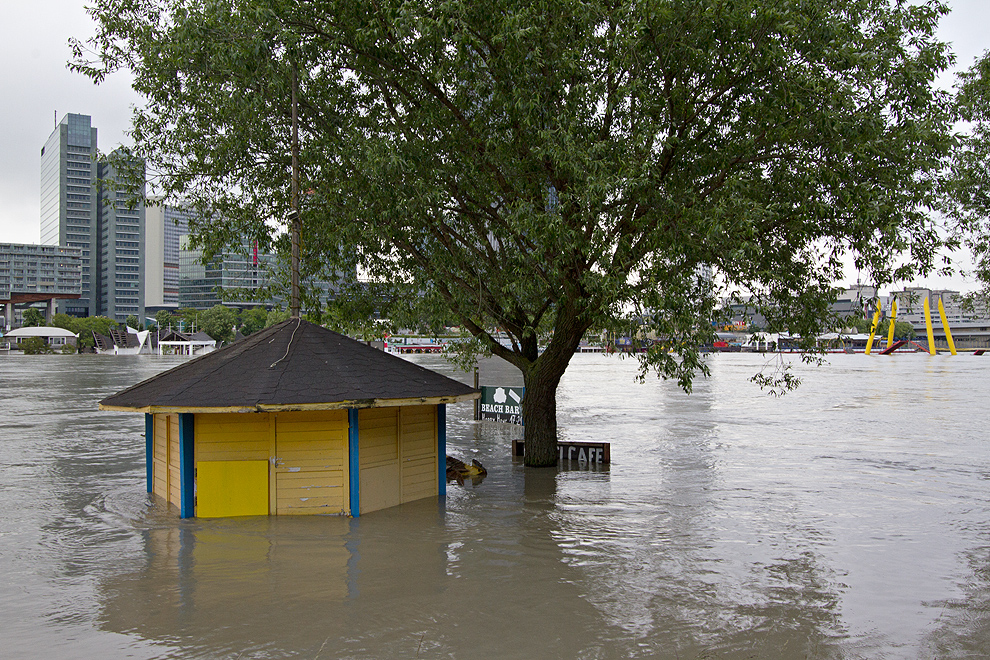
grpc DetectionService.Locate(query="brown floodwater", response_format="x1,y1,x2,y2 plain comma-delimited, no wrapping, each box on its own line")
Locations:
0,351,988,659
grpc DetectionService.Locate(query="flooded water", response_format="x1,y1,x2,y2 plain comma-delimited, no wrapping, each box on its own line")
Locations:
1,351,989,659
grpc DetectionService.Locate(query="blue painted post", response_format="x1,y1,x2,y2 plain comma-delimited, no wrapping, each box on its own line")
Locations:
145,413,154,493
348,408,360,517
437,404,446,497
178,413,195,518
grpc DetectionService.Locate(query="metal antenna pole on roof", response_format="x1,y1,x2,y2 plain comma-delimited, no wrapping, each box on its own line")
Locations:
290,61,301,319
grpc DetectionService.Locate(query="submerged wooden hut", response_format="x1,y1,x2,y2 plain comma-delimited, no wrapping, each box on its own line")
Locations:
100,319,478,518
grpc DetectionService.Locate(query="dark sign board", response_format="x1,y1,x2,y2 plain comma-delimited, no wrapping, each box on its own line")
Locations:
512,440,610,464
479,386,525,425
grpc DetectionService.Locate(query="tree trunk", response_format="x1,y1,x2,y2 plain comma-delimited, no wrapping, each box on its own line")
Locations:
521,363,563,466
520,306,590,467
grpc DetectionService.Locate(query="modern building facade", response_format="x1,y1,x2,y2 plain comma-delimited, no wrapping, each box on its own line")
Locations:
40,114,146,322
0,243,82,331
179,236,276,310
40,113,97,317
96,150,146,322
145,203,191,309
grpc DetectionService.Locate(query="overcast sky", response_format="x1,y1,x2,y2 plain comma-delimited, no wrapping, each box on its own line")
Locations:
1,1,988,292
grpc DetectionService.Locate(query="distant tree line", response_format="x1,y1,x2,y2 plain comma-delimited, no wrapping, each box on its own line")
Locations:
14,305,292,352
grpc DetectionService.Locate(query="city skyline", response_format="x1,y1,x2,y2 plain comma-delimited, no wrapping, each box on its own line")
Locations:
1,0,989,294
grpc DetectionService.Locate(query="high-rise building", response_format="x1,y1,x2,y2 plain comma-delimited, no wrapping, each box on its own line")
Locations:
96,150,146,321
40,113,97,317
145,202,191,311
179,236,276,310
178,237,348,312
40,114,146,322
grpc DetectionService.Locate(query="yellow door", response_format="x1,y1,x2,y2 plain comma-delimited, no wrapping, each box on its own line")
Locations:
273,411,348,515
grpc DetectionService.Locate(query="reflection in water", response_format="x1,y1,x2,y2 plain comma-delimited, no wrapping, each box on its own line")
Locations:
2,353,990,657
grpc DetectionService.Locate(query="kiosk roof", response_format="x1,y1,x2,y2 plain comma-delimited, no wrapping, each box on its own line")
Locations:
100,319,479,413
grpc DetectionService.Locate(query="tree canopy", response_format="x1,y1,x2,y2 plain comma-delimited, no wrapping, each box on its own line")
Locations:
22,308,45,328
947,52,990,289
75,0,954,465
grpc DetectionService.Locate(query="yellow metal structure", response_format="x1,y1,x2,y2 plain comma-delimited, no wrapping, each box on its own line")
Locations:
865,300,882,355
886,298,898,352
196,460,269,517
937,297,958,356
924,297,936,355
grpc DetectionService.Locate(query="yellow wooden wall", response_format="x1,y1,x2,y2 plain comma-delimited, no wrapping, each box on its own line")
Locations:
399,405,438,502
274,410,349,515
359,405,438,515
151,405,435,517
152,413,181,510
358,407,400,514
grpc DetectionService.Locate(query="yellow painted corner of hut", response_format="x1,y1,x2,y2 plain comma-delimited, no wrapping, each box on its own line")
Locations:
148,404,441,519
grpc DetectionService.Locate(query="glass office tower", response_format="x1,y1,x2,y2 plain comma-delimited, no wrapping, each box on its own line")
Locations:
40,114,145,321
40,114,97,316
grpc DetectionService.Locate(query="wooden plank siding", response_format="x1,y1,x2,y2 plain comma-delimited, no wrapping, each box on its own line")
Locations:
148,405,437,518
274,411,349,515
195,413,271,462
358,405,439,515
195,413,271,517
151,413,182,510
168,414,181,508
358,408,400,514
400,405,438,502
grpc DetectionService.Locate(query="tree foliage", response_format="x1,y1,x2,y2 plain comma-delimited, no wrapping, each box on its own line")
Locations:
22,308,45,327
154,309,175,331
846,317,915,339
200,304,239,343
240,306,269,335
947,52,990,288
19,337,55,355
74,0,954,465
50,313,118,351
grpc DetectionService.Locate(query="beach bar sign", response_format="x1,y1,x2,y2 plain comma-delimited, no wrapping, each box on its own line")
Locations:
479,386,524,425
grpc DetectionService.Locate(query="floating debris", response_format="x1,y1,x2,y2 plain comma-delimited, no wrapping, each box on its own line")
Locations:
446,455,487,485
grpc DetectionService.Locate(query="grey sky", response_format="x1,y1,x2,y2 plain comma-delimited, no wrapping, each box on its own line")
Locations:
1,1,987,291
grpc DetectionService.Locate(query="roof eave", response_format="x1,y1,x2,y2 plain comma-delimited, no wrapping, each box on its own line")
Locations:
99,391,480,415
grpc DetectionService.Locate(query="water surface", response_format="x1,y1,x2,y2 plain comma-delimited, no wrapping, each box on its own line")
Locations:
0,352,988,658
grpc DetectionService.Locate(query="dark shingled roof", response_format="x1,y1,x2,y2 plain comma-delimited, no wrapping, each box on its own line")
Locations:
100,319,479,412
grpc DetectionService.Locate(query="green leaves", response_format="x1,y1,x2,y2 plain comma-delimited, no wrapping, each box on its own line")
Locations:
75,0,953,390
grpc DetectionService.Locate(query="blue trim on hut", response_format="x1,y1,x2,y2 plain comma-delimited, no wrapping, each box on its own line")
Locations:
348,408,360,517
145,413,154,493
437,404,446,498
178,413,195,518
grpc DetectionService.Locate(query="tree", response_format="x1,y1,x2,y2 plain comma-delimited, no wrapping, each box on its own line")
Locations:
20,337,54,355
155,309,175,331
200,304,238,344
125,314,140,330
947,53,990,288
75,0,953,465
240,306,268,335
846,317,915,339
22,308,45,327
